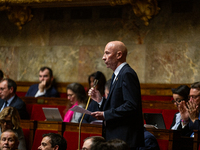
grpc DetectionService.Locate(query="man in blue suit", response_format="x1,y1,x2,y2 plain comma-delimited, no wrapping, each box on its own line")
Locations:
0,78,29,119
25,66,59,97
88,41,144,150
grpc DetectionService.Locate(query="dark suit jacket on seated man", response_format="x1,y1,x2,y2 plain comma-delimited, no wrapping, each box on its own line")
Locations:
25,66,59,97
88,41,144,150
0,78,29,119
180,82,200,136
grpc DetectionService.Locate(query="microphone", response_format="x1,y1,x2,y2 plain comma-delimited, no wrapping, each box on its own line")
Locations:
78,71,102,150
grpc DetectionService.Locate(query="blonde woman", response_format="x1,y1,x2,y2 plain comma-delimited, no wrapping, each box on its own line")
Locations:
0,106,26,150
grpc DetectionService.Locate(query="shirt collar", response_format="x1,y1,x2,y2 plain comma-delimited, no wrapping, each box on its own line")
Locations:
7,95,15,105
114,62,127,77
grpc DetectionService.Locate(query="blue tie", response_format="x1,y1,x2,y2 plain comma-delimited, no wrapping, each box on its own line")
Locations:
110,73,115,90
4,101,7,108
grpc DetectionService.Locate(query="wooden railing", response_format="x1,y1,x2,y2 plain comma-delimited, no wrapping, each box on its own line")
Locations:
16,81,191,96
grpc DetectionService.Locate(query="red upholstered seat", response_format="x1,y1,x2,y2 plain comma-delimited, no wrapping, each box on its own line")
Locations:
157,139,169,150
63,131,90,150
162,109,179,129
22,128,30,150
26,104,34,119
31,129,58,150
141,95,172,101
30,104,66,121
142,108,163,114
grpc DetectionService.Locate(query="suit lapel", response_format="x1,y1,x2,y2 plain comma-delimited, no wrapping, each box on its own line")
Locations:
104,64,129,109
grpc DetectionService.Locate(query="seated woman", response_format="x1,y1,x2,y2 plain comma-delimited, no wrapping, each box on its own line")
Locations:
82,71,106,124
170,85,192,136
0,106,26,150
63,83,87,123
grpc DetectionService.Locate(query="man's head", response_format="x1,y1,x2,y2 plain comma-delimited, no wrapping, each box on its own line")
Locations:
82,136,105,150
38,133,67,150
0,79,16,101
0,70,3,81
39,67,54,88
102,41,127,71
189,82,200,108
0,129,19,150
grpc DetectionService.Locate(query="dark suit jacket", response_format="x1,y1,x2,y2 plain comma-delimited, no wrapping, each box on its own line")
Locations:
25,84,60,97
101,64,144,148
139,128,160,150
170,112,192,136
0,95,29,119
82,100,99,123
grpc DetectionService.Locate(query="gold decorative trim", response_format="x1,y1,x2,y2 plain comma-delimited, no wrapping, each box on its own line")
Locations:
131,0,160,26
110,0,160,26
0,5,33,30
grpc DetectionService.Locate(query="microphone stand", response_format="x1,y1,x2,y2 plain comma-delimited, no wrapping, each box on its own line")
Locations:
78,79,98,150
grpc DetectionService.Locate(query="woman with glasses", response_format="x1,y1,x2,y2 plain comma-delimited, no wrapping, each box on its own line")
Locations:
0,106,26,150
170,85,192,136
63,83,87,123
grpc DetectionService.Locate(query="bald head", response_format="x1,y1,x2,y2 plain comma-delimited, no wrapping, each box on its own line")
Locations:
102,41,127,71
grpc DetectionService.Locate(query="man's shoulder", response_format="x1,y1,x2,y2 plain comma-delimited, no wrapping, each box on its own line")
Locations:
29,84,39,89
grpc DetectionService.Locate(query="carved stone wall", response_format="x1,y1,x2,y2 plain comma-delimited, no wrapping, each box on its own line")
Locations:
0,0,200,84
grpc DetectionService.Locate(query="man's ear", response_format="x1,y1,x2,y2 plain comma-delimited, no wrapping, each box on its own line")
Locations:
9,87,14,94
116,51,122,59
54,145,59,150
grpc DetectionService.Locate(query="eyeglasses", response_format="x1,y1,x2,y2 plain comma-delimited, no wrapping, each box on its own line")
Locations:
172,99,184,105
188,95,200,100
0,120,13,125
67,94,74,97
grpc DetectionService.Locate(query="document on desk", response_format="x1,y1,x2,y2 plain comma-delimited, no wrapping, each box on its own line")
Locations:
70,105,92,115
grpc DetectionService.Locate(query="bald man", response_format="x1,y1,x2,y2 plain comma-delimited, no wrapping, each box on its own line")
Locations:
88,41,144,150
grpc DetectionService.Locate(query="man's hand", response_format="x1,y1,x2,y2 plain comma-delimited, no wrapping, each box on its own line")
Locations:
187,100,199,123
179,101,189,123
91,111,105,120
88,87,102,103
38,80,46,92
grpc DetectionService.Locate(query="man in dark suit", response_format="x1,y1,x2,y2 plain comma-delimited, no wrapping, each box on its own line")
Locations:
25,66,59,97
88,41,144,150
0,78,29,119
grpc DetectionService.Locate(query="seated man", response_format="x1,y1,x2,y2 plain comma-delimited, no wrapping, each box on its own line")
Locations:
0,129,19,150
180,81,200,136
38,133,67,150
25,66,60,97
0,78,29,119
82,136,105,150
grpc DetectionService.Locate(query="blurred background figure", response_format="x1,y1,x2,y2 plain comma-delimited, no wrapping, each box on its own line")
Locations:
107,139,130,150
82,71,106,124
0,70,3,81
0,107,26,150
0,78,29,119
170,85,192,136
63,83,87,123
38,133,67,150
0,129,19,150
82,136,105,150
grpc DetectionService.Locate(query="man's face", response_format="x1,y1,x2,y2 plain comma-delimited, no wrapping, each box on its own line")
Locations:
39,69,53,87
38,136,58,150
0,131,19,150
82,139,92,150
102,43,118,71
189,88,200,107
0,81,13,101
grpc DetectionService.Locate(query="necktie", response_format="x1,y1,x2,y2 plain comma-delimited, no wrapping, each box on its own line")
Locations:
4,101,7,108
110,73,115,90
